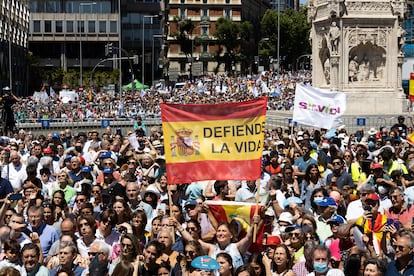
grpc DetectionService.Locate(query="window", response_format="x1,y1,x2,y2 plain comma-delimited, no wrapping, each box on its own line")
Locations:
225,9,230,18
77,20,85,33
88,21,95,33
99,21,106,33
181,8,186,18
56,21,63,33
202,26,208,35
45,21,52,32
202,9,208,16
110,21,117,33
66,21,74,33
33,20,41,32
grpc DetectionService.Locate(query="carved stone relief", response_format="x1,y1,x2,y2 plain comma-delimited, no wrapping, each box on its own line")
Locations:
348,42,386,83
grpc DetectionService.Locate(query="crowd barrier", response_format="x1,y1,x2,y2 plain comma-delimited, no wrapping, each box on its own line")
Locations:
14,112,404,137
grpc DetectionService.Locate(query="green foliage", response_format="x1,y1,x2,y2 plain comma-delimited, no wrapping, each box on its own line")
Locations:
213,17,254,74
171,17,196,58
260,7,311,69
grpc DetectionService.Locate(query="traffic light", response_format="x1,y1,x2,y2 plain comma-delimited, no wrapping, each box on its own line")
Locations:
105,43,113,57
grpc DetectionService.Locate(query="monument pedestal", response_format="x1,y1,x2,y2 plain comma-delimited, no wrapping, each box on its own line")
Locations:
308,0,407,115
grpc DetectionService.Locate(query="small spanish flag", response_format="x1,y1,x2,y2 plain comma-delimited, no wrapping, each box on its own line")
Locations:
407,132,414,145
161,97,267,184
410,73,414,102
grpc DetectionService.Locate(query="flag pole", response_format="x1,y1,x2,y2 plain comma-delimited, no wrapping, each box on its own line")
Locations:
253,178,260,243
168,184,175,243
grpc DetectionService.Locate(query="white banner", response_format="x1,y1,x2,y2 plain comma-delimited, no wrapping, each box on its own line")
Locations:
293,84,347,129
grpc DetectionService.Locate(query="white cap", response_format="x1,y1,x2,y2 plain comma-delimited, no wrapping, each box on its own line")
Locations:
278,212,293,225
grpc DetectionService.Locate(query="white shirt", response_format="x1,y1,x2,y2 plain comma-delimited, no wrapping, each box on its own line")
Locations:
2,162,27,191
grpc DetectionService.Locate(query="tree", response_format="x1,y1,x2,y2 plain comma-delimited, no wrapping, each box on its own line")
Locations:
260,7,311,70
170,17,195,60
213,17,242,74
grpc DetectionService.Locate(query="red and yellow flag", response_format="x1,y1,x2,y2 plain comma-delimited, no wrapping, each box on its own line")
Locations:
161,97,267,184
205,200,265,252
410,73,414,102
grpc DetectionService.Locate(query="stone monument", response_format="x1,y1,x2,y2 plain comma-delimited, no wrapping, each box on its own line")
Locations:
308,0,407,114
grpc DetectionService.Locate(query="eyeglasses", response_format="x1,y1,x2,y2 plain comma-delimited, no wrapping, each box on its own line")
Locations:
365,200,378,207
127,161,137,165
76,198,86,203
391,195,401,199
103,162,112,166
332,161,342,165
289,232,301,237
88,252,102,256
187,227,198,232
57,175,66,178
5,214,12,218
185,250,195,256
344,155,351,158
92,190,101,194
394,245,408,251
185,205,197,210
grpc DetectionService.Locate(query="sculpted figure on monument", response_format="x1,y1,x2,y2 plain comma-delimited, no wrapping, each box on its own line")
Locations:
328,22,340,54
398,26,406,54
349,56,359,82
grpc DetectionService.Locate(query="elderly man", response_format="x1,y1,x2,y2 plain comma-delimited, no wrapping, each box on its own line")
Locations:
385,187,414,230
50,241,85,276
68,156,82,185
26,205,59,257
83,240,111,276
1,150,27,191
386,231,414,276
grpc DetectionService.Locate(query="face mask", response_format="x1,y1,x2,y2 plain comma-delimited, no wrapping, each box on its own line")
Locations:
313,261,328,273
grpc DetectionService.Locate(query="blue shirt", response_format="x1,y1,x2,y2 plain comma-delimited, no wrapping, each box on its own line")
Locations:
386,256,414,276
27,222,59,257
294,156,318,172
0,177,13,199
50,265,84,276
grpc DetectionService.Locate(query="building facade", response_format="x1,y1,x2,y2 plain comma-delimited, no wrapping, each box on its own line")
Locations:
166,0,270,79
0,0,30,96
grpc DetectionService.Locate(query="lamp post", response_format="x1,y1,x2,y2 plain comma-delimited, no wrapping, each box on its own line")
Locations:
277,0,280,78
142,15,158,89
152,34,163,85
79,2,96,88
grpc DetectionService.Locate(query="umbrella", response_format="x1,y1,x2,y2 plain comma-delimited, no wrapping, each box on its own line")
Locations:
122,80,149,91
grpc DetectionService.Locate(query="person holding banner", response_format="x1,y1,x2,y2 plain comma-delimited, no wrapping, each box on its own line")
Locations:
175,216,262,270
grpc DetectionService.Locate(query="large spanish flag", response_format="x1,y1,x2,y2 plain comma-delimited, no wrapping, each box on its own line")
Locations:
161,97,267,184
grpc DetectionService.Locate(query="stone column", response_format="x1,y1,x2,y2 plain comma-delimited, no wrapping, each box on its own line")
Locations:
330,55,340,90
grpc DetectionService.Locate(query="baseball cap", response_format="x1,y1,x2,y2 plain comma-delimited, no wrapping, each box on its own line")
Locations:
81,166,92,173
64,155,73,162
185,200,198,207
278,212,293,225
100,151,112,159
265,236,281,246
282,196,303,208
315,197,337,207
371,163,383,170
191,256,220,271
52,132,60,139
102,168,113,174
366,193,380,201
327,215,346,224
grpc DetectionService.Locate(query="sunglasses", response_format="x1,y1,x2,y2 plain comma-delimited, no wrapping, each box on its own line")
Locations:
289,232,301,237
187,227,198,232
185,250,195,256
88,252,102,256
185,205,197,210
332,161,342,165
127,161,137,165
394,245,407,251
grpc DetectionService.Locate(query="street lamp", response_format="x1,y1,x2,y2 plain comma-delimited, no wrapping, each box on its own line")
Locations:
142,15,158,89
79,2,96,88
152,34,163,85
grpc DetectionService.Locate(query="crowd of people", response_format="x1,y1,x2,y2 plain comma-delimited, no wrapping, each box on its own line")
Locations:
14,71,310,124
0,73,412,275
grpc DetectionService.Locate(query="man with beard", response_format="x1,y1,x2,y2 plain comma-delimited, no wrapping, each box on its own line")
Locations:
326,157,353,191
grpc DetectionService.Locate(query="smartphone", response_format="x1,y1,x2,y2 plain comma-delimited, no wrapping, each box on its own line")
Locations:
386,218,394,225
9,193,22,201
363,205,371,211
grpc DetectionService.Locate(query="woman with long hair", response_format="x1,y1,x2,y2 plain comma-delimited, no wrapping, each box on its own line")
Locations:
216,252,234,276
263,244,295,276
112,198,133,225
248,253,266,276
301,164,325,210
131,210,149,250
172,240,203,276
111,233,141,274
